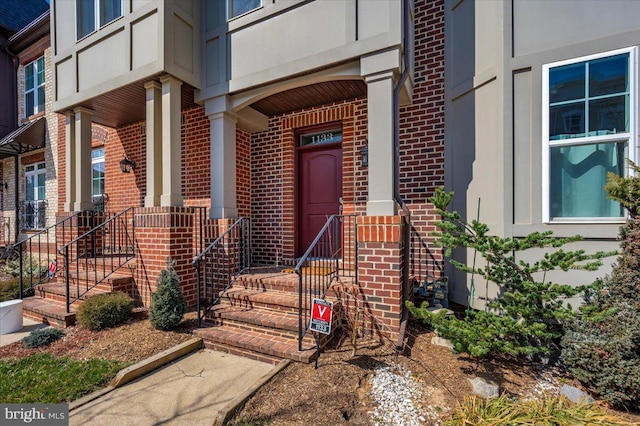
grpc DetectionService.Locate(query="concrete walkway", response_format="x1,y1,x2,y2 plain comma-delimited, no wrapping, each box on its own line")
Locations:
69,349,280,426
0,318,47,346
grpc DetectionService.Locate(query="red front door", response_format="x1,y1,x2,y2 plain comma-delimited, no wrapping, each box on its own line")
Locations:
297,145,343,257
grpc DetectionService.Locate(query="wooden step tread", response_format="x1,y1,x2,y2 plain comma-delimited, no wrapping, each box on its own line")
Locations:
193,325,317,363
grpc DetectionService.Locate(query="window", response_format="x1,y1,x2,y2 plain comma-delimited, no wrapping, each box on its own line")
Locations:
25,56,45,117
92,148,106,210
24,162,46,229
228,0,261,19
77,0,123,40
543,48,636,221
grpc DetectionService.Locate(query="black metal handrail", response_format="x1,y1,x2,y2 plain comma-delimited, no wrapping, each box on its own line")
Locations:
7,212,82,299
192,217,250,327
58,208,135,313
295,214,357,351
409,225,443,288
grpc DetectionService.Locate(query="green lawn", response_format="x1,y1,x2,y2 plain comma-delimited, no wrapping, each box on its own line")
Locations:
0,353,131,403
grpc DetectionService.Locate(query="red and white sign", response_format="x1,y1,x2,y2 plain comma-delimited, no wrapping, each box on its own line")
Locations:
309,298,333,335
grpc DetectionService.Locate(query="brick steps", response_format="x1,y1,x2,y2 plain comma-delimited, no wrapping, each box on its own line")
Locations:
22,297,76,328
208,302,299,339
195,269,346,364
22,257,135,328
193,324,318,364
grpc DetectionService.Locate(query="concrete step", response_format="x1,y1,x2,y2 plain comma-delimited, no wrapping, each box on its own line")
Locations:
193,324,318,364
22,297,76,328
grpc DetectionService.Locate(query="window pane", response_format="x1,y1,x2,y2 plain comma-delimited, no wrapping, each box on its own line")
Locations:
25,92,34,117
92,147,105,159
100,0,122,27
550,142,625,218
92,162,105,195
549,103,585,140
25,64,34,90
77,0,96,39
549,62,585,103
36,58,45,85
25,175,35,201
589,95,628,135
590,54,628,97
230,0,260,18
37,86,45,113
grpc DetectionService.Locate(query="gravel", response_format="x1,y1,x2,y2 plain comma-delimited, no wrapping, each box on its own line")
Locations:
369,363,427,426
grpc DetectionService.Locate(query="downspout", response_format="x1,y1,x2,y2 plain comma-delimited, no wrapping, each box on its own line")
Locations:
4,44,20,243
393,0,412,350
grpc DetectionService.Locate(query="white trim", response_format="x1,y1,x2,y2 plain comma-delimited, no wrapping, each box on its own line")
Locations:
24,56,45,117
542,46,637,223
25,162,46,202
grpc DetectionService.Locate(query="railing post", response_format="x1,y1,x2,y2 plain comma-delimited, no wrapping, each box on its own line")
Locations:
18,243,23,299
64,246,70,313
195,260,201,327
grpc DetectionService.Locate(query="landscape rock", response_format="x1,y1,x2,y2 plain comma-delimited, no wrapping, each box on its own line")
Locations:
469,377,499,398
430,336,454,350
560,384,595,404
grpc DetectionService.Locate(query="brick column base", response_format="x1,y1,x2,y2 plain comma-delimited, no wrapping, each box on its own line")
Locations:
333,215,403,344
134,207,196,307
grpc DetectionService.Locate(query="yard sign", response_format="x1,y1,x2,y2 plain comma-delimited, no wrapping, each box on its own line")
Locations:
309,298,333,335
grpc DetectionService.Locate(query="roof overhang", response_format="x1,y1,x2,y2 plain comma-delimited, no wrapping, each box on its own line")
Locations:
0,116,45,159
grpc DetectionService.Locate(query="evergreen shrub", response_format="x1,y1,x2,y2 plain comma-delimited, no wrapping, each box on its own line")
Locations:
22,328,65,348
149,259,186,330
76,292,133,331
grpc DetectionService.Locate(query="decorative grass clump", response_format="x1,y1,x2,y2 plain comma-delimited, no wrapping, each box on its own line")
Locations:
76,292,133,331
23,328,65,348
445,395,631,426
0,353,129,403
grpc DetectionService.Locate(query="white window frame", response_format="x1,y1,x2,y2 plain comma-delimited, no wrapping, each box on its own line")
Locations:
227,0,262,20
76,0,124,41
25,162,46,202
542,47,637,223
24,56,45,117
92,147,105,197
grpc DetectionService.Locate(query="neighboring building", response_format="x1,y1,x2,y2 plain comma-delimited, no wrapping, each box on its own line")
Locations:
444,0,636,306
0,0,54,244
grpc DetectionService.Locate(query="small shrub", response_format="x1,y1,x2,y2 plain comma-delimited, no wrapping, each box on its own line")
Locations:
1,253,48,279
22,328,65,349
149,259,186,330
77,292,133,331
445,395,628,426
562,293,640,411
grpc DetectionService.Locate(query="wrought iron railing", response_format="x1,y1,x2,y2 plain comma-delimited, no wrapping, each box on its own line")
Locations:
58,208,135,313
192,217,250,327
92,194,109,212
295,214,357,351
409,224,443,291
20,200,47,230
3,212,83,299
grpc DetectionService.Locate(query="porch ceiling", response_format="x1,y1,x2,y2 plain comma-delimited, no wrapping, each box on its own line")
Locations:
71,78,198,129
249,80,367,116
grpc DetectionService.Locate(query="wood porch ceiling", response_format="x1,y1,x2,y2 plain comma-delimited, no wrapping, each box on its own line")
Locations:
249,80,367,116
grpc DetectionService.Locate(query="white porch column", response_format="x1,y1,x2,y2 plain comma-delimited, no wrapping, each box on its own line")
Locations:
144,81,162,207
160,75,183,207
73,107,93,211
208,111,238,219
364,70,397,216
64,111,76,212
